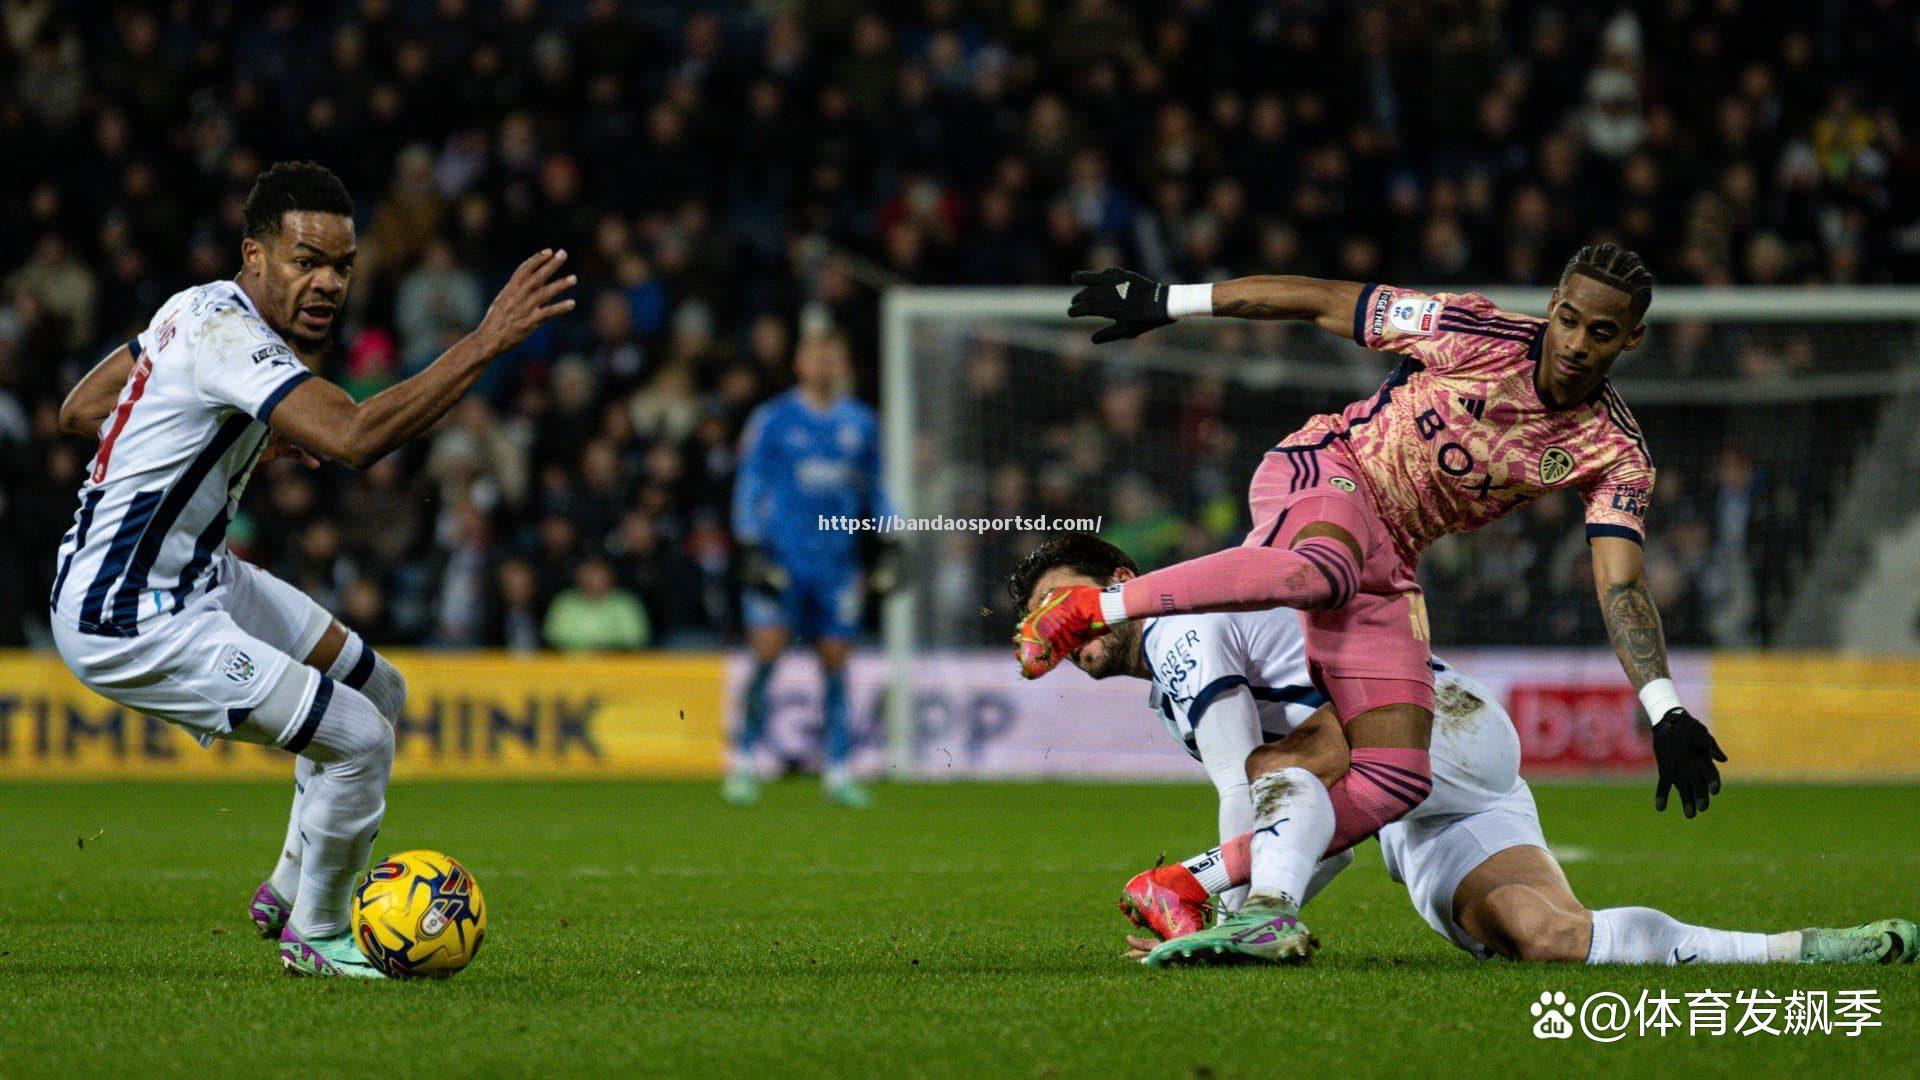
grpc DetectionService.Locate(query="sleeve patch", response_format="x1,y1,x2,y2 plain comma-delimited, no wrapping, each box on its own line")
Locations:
1387,297,1445,336
1365,286,1392,339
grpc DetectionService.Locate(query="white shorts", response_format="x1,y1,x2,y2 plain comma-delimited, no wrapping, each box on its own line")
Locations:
53,552,332,747
1378,779,1548,959
1414,666,1524,821
1375,667,1547,958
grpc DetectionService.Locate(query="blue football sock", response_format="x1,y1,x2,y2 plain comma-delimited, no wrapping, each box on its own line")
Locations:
738,660,776,753
822,667,850,768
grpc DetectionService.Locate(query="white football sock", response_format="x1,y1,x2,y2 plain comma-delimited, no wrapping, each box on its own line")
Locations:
1587,906,1789,964
327,630,408,726
267,639,402,906
283,677,394,939
1210,776,1252,914
1182,847,1234,895
1302,848,1355,906
1247,767,1335,907
267,756,319,902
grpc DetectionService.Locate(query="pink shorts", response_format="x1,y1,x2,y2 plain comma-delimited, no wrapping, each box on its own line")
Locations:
1243,440,1433,722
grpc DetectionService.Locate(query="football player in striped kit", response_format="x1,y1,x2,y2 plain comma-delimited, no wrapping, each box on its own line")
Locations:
51,162,574,976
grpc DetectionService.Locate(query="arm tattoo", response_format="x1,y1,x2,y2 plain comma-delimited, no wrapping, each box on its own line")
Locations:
1601,579,1670,687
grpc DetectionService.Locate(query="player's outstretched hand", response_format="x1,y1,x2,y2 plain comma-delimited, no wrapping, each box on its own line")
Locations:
1122,933,1158,961
1651,707,1727,818
1069,267,1173,344
477,248,578,355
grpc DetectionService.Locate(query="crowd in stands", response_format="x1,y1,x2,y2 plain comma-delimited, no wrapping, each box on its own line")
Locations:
2,0,1913,648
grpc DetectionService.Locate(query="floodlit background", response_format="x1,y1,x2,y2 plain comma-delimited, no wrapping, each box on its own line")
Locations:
4,4,1919,1075
3,2,1915,782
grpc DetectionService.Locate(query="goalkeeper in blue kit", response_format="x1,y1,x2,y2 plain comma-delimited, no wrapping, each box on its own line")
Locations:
728,326,900,806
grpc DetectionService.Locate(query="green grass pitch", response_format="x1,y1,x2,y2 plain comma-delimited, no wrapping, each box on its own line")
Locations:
0,779,1913,1077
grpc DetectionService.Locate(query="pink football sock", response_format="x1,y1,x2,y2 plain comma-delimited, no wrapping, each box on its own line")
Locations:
1325,747,1432,854
1211,748,1436,891
1220,831,1250,883
1118,538,1357,620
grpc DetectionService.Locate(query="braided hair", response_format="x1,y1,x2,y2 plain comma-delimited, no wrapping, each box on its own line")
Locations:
1560,242,1654,321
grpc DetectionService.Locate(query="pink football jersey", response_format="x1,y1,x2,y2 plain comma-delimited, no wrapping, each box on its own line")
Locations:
1278,285,1655,562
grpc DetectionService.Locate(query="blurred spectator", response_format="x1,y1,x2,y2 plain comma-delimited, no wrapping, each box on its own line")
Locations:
395,239,483,373
0,1,1912,651
544,556,650,652
489,558,545,653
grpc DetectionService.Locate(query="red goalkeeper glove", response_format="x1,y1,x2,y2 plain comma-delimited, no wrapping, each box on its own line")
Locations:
1013,585,1111,679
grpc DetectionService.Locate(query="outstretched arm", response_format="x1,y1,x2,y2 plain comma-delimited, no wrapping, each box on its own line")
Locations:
1592,536,1726,818
270,249,575,469
59,343,137,435
1068,267,1365,344
1210,277,1367,337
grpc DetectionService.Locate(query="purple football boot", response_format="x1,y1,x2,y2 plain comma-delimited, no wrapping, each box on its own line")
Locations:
247,882,290,940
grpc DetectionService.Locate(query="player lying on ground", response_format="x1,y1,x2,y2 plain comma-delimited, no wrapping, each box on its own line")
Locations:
1016,244,1725,961
1011,534,1915,967
52,161,574,977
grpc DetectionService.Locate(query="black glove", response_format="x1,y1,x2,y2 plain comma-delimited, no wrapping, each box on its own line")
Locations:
866,537,904,598
736,543,789,595
1069,267,1174,344
1651,708,1727,818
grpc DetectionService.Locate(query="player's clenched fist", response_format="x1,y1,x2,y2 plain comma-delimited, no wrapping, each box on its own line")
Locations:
477,248,578,354
1013,585,1111,679
1069,267,1173,344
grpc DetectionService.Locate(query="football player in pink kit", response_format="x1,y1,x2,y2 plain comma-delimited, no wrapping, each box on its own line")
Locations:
1016,244,1727,964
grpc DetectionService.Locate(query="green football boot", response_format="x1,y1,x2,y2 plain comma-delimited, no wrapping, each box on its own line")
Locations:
721,770,761,806
1142,895,1318,968
1798,919,1919,964
823,779,873,809
279,926,385,978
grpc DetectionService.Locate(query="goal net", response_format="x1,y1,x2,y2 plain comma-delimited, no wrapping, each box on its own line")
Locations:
875,286,1920,774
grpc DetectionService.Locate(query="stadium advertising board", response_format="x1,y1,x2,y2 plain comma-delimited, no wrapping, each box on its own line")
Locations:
0,651,723,779
736,648,1905,780
731,652,1192,779
1710,653,1920,780
8,648,1915,781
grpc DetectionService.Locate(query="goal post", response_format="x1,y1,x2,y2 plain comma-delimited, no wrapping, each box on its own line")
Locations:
879,285,1920,775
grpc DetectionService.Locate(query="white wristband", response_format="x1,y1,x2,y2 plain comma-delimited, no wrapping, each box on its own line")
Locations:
1098,585,1130,626
1639,677,1683,721
1166,283,1214,319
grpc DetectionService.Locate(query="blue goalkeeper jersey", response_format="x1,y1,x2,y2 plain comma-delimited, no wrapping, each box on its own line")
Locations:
732,390,890,575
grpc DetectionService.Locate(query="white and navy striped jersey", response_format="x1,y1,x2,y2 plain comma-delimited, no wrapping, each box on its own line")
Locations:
50,280,312,637
1143,609,1329,759
1144,607,1468,762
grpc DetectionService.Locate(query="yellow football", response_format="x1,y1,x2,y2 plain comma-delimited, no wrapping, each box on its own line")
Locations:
351,849,487,978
